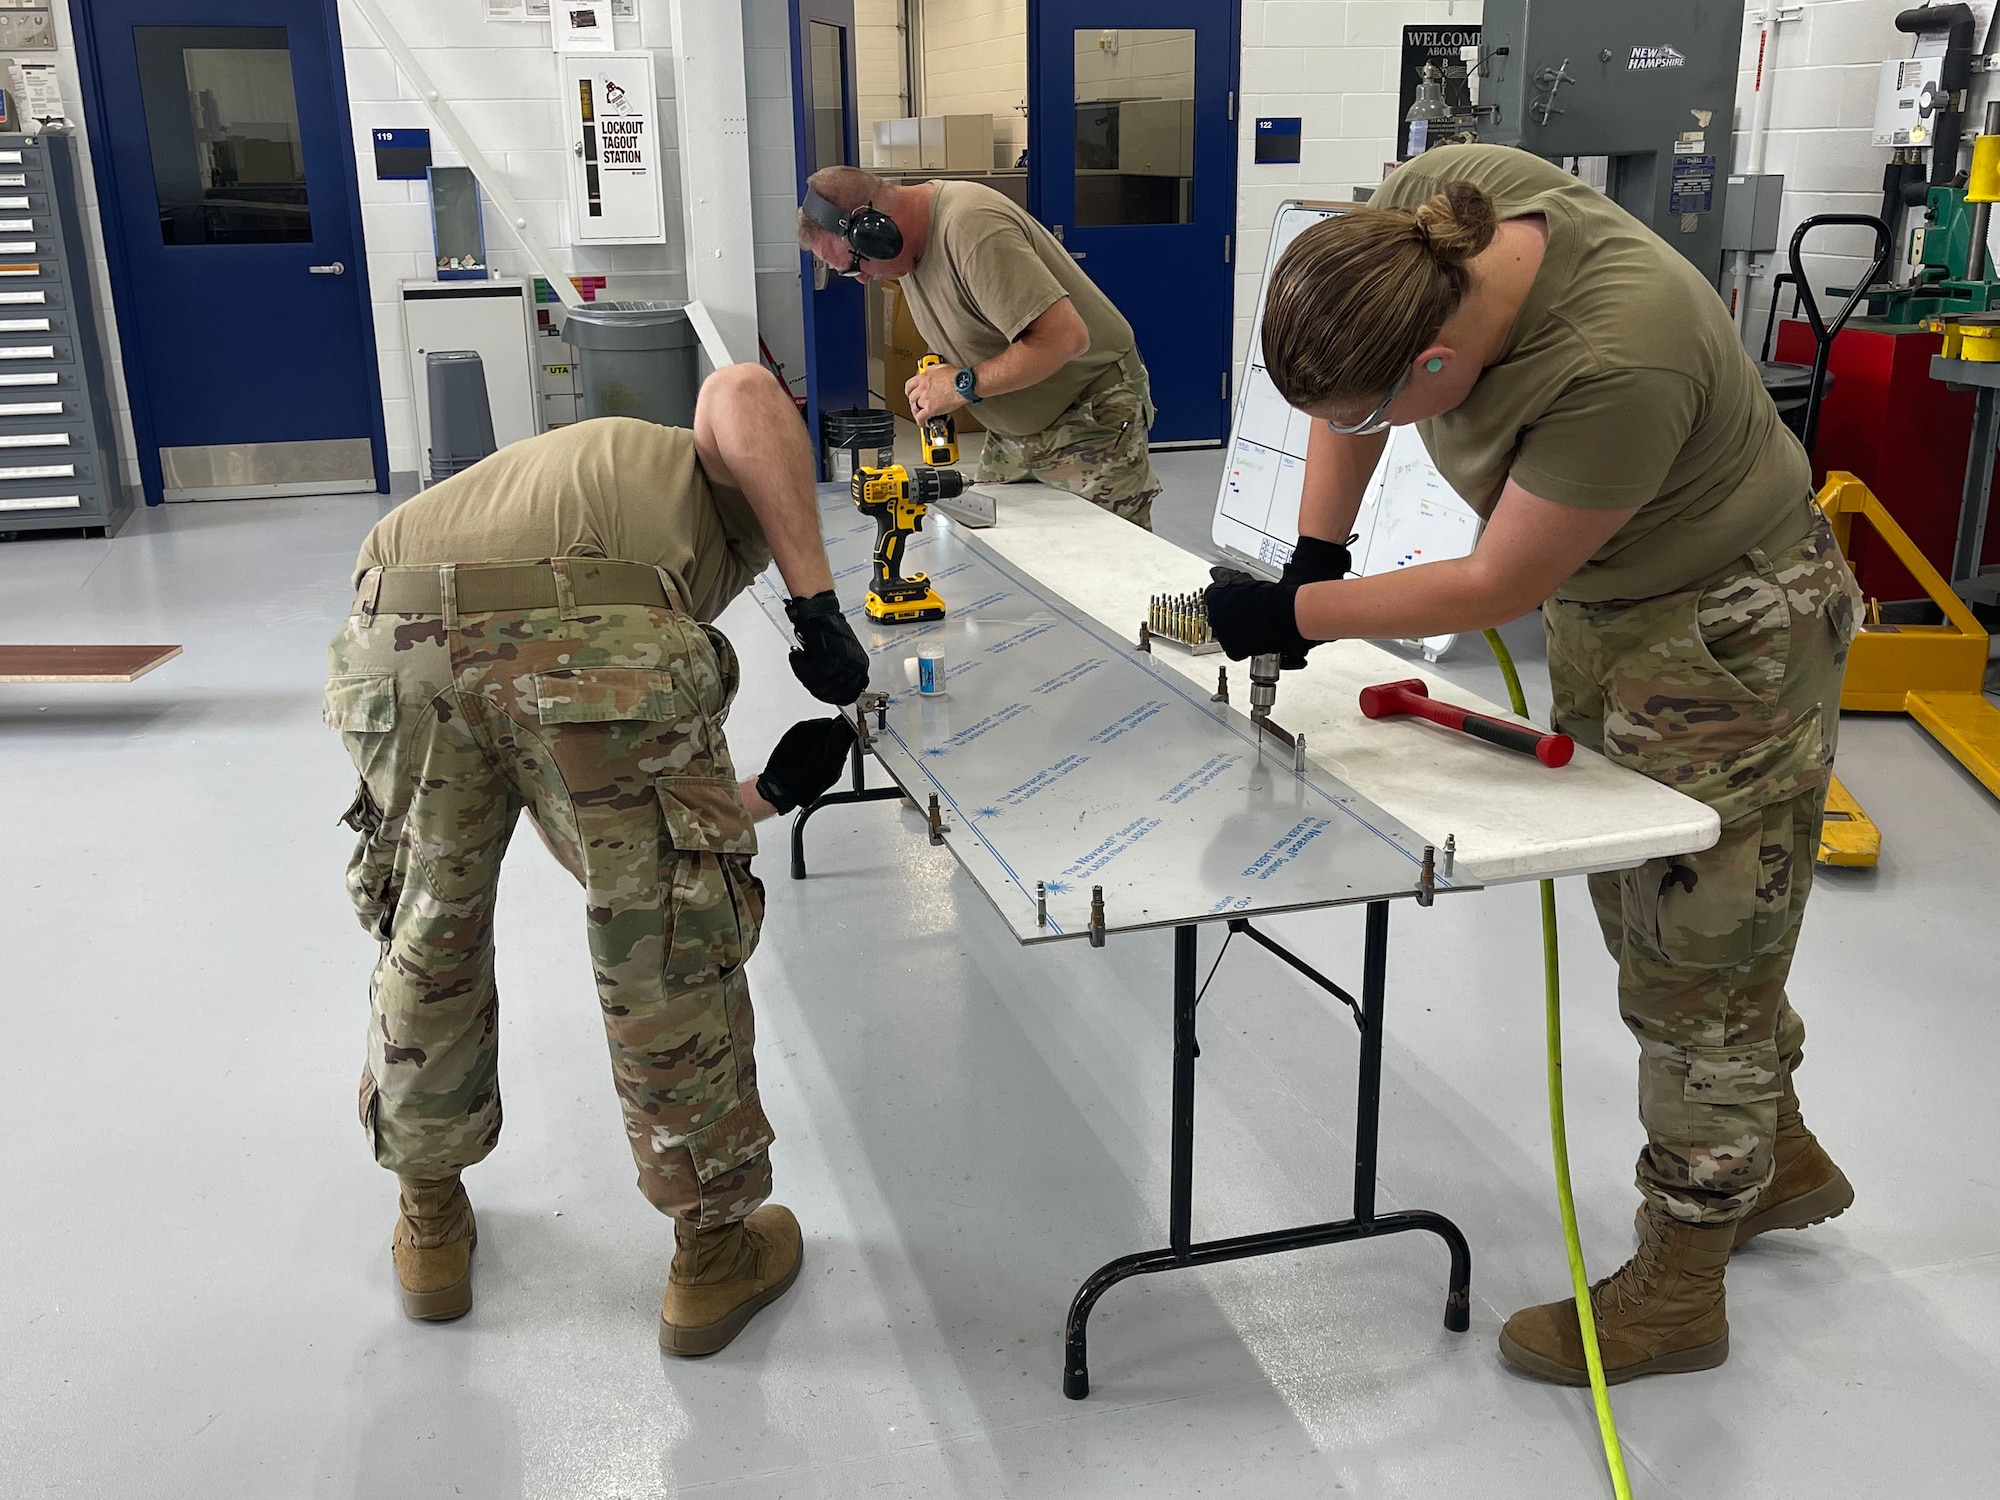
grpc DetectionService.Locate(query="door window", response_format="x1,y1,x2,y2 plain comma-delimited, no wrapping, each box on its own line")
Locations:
1073,28,1194,227
809,22,850,169
136,26,312,245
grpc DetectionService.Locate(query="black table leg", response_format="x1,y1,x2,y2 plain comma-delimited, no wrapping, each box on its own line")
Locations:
789,736,904,880
1062,901,1471,1400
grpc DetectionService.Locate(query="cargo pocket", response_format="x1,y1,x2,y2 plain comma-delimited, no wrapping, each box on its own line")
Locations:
533,667,677,723
1633,796,1798,969
1684,1039,1784,1109
656,775,760,974
339,778,403,943
324,673,397,732
656,774,758,857
686,1090,775,1224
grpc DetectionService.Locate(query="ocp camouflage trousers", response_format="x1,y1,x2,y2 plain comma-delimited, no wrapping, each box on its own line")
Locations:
324,584,773,1228
1545,511,1861,1226
977,361,1162,529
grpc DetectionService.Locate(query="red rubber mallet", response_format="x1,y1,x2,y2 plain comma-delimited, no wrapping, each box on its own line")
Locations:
1358,678,1574,767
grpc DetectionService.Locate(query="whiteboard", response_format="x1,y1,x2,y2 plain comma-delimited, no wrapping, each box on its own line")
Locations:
1212,200,1481,659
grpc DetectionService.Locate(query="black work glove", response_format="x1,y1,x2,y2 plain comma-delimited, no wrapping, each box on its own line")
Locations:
1205,566,1316,668
1280,533,1354,587
756,715,859,814
784,590,870,706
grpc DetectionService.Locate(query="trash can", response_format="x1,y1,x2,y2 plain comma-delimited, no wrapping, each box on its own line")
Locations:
425,350,497,484
820,406,896,482
563,300,700,428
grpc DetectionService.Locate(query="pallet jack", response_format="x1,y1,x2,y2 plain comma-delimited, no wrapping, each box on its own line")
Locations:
1814,472,2000,864
1775,214,2000,864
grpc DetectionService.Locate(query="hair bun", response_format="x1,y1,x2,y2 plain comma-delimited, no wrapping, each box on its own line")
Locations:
1410,180,1497,268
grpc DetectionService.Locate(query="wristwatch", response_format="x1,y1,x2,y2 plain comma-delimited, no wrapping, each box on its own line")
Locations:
954,366,981,404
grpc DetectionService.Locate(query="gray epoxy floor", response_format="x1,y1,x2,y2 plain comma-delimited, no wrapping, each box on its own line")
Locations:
3,470,1997,1500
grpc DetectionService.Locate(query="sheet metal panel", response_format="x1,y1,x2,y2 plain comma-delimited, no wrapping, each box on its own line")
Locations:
755,488,1464,943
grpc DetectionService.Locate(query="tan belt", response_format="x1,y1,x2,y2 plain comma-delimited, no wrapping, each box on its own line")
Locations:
352,558,686,618
1080,347,1145,403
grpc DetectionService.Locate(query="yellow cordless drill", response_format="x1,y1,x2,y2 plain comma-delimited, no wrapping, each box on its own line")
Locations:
916,354,960,465
851,463,963,623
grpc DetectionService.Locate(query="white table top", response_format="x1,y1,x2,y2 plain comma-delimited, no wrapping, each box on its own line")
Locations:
969,484,1719,884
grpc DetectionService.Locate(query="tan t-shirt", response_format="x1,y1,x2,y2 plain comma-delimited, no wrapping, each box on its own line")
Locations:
897,180,1136,436
353,417,769,624
1373,145,1812,601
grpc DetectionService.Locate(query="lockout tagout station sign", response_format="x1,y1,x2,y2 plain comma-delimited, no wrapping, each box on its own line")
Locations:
562,51,666,244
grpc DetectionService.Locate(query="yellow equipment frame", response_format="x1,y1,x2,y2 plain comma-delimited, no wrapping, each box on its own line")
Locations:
1813,473,2000,866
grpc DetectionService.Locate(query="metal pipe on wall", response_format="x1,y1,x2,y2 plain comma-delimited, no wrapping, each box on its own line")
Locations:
1733,5,1795,337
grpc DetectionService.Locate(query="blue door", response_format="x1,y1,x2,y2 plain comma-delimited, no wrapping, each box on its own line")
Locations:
72,0,386,504
1028,5,1238,445
791,0,868,473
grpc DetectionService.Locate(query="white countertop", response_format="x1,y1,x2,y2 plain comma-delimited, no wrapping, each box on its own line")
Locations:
969,484,1719,884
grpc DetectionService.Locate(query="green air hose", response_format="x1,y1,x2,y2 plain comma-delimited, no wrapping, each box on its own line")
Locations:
1481,628,1633,1500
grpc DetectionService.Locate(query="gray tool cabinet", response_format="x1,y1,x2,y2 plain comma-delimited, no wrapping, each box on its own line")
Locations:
0,131,129,537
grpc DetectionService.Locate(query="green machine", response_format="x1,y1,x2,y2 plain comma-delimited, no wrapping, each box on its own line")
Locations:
1859,179,2000,321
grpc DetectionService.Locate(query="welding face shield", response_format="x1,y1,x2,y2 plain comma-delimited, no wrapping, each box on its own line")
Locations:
802,188,904,278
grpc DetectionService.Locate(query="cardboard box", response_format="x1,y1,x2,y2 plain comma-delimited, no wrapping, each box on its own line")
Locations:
879,279,981,432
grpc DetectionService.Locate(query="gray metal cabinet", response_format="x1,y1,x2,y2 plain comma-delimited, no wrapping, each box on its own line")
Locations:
0,131,130,537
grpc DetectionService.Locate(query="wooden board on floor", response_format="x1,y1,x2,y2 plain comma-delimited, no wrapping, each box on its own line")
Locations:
0,644,182,683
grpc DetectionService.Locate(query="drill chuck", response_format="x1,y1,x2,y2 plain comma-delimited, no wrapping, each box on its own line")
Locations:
1248,652,1282,719
910,465,964,503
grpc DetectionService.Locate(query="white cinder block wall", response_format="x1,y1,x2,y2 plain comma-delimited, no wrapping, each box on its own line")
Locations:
338,0,823,477
334,0,695,478
855,0,911,160
919,0,1028,168
330,0,807,476
1233,0,1478,386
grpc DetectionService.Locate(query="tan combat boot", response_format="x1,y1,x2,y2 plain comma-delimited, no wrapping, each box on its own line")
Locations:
1500,1206,1732,1385
1631,1109,1855,1250
393,1175,477,1322
1731,1108,1854,1248
659,1204,803,1357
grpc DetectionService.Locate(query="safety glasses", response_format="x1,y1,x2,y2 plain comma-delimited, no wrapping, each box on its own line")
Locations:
1322,360,1413,437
